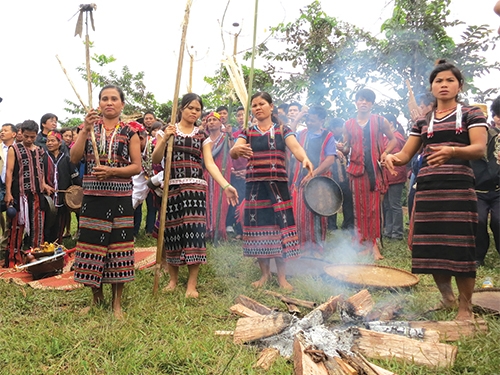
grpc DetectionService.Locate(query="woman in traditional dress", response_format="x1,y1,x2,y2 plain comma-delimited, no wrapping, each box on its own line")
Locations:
203,111,233,242
385,60,487,320
230,92,313,290
71,85,142,319
152,93,238,298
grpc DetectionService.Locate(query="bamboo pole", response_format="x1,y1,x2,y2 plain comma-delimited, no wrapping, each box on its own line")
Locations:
243,0,259,129
153,0,193,295
84,11,100,166
55,54,100,166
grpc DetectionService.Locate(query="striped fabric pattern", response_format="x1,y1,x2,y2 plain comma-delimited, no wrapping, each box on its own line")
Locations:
73,195,135,287
409,105,488,277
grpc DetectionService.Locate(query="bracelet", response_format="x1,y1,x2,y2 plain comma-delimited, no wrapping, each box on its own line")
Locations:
222,183,231,190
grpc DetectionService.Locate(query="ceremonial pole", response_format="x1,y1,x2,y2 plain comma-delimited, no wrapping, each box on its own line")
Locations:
153,0,193,295
243,0,259,129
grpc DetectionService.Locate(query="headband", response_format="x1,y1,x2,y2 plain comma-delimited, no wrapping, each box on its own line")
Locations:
205,111,221,121
47,131,62,141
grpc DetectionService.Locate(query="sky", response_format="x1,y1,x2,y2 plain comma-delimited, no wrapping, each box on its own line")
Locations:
0,0,499,125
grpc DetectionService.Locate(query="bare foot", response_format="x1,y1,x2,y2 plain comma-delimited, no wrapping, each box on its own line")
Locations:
113,306,124,320
278,279,294,291
162,282,177,292
373,243,384,260
185,289,199,298
251,275,270,288
428,298,457,312
455,310,474,321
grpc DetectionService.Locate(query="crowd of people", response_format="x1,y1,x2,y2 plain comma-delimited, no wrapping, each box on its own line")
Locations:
1,59,499,320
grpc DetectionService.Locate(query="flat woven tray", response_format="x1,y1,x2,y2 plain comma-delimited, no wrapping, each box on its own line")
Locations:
472,288,500,314
324,264,419,288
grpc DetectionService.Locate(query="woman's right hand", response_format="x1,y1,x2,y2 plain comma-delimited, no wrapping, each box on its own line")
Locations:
84,109,100,132
4,192,13,205
232,143,253,159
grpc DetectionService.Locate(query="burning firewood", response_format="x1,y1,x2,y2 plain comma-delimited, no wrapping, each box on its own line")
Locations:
253,347,280,370
364,300,403,322
341,290,374,321
235,295,274,315
286,303,302,314
364,321,440,343
264,290,317,309
352,327,457,368
312,295,342,321
406,319,488,342
233,313,294,344
293,333,329,375
334,357,357,375
229,303,263,318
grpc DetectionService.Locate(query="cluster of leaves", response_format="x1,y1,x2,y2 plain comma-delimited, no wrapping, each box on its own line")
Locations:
252,0,499,121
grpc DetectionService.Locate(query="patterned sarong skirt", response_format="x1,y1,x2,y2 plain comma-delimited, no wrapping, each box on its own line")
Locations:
411,180,477,278
73,195,135,287
243,181,300,259
154,183,207,266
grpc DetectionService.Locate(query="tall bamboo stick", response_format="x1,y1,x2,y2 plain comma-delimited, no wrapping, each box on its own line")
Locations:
243,0,259,129
153,0,193,295
55,54,100,165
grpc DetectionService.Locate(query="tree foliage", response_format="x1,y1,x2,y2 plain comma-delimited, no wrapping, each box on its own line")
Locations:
63,53,169,121
255,0,499,121
256,0,378,118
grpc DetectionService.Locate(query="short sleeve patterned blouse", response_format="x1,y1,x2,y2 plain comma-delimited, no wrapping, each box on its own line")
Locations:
410,105,487,184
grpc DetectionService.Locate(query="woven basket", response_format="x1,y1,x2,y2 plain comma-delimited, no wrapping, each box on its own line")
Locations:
324,263,419,288
472,288,500,314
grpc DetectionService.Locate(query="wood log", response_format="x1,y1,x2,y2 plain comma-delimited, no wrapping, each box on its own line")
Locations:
346,290,374,317
365,301,402,322
334,357,357,375
253,347,280,370
235,295,273,315
286,302,302,314
324,358,348,375
353,328,457,368
337,351,364,375
407,319,488,342
233,313,293,344
312,295,342,321
229,303,263,318
293,333,329,375
264,290,317,309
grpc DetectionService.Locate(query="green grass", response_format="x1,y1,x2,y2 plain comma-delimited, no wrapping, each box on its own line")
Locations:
0,215,499,375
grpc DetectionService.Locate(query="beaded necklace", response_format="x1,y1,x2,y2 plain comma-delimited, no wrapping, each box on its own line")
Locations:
99,122,121,165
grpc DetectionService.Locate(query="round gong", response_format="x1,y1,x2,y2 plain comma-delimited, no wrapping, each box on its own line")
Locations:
303,176,343,217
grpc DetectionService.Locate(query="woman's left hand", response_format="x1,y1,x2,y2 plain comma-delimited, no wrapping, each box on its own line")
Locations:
92,165,114,180
426,146,455,167
224,186,239,207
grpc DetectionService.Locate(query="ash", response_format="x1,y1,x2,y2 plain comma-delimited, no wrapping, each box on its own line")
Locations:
257,310,355,358
366,321,425,340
